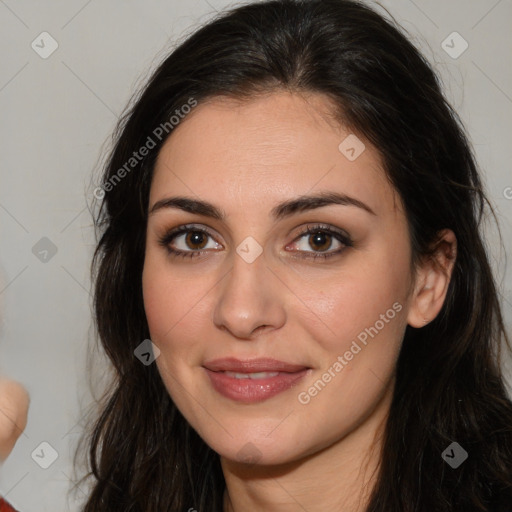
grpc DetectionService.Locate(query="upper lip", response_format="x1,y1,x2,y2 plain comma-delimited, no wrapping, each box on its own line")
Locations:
203,357,309,373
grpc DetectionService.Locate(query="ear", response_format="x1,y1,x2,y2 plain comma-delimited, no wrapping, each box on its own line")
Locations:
407,229,457,328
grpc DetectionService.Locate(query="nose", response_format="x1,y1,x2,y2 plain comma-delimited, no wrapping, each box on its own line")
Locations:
212,250,286,340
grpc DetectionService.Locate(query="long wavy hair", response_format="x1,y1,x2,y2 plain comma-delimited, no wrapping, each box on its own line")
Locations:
73,0,512,510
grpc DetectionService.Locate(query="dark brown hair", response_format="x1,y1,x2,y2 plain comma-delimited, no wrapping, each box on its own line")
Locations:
74,1,512,510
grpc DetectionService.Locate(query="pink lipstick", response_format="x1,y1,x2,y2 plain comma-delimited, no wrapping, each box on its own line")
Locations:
203,357,311,403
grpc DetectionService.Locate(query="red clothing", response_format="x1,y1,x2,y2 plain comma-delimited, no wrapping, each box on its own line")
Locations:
0,497,18,512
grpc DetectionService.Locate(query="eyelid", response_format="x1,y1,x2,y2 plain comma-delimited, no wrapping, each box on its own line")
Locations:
284,223,353,259
160,222,218,237
292,223,352,245
158,223,222,248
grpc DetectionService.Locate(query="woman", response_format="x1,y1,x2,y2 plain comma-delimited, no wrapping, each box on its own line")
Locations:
75,0,512,510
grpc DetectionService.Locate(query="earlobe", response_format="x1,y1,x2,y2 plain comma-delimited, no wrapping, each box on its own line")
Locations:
407,229,457,328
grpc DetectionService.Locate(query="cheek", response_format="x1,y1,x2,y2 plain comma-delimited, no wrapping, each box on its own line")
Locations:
291,261,408,448
298,248,410,357
142,253,216,364
143,254,195,338
142,258,200,398
142,260,174,340
291,237,411,428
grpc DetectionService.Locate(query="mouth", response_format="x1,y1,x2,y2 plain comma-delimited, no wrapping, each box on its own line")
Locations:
203,357,310,373
202,357,312,403
221,371,282,379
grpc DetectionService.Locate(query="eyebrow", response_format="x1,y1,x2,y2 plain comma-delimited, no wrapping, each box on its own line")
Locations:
148,191,376,220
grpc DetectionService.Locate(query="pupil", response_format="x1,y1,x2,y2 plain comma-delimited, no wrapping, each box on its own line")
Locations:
187,231,206,249
310,232,330,251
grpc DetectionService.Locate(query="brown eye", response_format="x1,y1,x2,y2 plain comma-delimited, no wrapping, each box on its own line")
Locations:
307,231,333,252
158,224,222,259
287,224,353,261
184,231,209,250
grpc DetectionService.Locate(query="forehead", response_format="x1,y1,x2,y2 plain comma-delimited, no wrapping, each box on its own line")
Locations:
150,91,399,216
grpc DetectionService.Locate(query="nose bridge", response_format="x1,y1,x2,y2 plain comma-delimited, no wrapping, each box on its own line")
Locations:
213,247,285,338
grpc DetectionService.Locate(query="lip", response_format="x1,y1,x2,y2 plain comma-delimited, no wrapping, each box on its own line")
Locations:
203,358,311,403
203,357,309,373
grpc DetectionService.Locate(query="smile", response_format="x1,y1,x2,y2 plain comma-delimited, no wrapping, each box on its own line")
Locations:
203,367,311,403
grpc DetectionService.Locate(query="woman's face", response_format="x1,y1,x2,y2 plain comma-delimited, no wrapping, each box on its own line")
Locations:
142,90,416,465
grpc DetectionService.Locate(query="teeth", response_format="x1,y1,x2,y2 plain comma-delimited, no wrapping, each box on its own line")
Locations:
224,371,280,379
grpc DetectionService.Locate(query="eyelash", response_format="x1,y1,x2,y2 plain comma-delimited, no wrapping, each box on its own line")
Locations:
157,223,353,261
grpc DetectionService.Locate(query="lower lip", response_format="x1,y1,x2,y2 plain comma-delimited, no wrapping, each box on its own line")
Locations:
204,368,311,403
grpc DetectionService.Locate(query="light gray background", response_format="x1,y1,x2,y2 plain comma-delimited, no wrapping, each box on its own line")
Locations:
1,1,511,510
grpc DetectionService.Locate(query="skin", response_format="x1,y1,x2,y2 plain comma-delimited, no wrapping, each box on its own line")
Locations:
0,378,29,464
142,90,457,512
